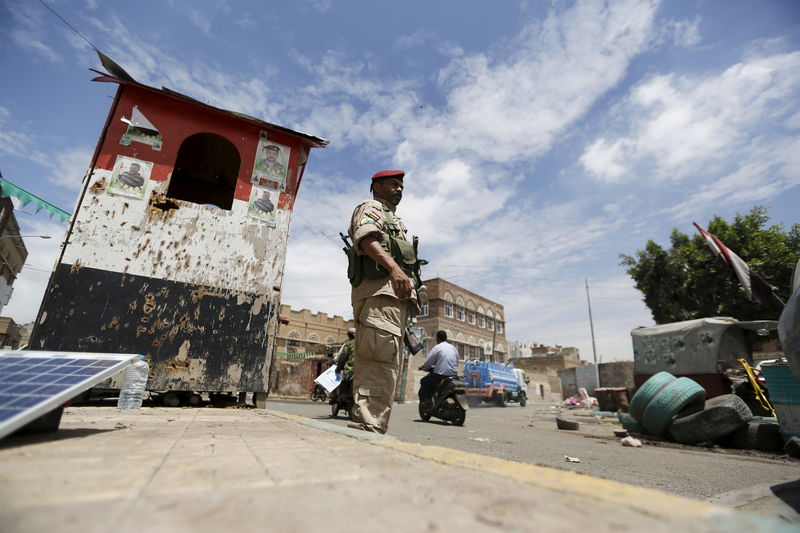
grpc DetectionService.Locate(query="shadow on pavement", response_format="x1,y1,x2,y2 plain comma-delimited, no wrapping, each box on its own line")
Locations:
0,427,118,450
771,480,800,513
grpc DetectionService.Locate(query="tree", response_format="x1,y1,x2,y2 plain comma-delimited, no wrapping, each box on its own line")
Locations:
620,206,799,324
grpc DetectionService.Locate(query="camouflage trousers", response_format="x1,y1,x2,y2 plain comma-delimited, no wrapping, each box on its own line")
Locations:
351,295,407,434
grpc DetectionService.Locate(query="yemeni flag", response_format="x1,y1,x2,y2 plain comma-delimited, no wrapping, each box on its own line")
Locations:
693,222,777,304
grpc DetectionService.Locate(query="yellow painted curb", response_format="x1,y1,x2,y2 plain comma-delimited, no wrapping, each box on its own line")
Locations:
373,438,725,519
266,409,730,520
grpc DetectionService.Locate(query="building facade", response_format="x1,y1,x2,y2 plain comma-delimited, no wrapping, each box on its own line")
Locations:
415,278,508,362
275,304,354,354
508,344,582,401
0,317,23,349
0,196,28,314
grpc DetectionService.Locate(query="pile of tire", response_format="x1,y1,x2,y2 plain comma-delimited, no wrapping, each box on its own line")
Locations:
625,372,781,450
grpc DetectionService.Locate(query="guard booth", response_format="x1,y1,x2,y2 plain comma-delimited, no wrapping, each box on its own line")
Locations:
631,317,776,398
29,58,327,406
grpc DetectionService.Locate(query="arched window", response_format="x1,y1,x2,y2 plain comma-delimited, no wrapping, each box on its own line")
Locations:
443,293,453,318
168,132,241,209
325,336,336,344
288,330,300,339
308,333,319,343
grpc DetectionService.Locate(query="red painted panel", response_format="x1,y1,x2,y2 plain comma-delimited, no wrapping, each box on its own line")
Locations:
95,85,308,209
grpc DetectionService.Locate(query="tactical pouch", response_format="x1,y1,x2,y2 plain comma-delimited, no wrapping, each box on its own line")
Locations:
346,245,361,286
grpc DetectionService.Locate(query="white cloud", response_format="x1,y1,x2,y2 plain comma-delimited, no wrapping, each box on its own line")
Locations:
42,146,94,189
394,30,435,51
666,135,800,219
5,1,62,63
0,107,91,192
10,28,62,63
278,0,665,359
85,14,282,122
665,17,701,47
581,50,800,192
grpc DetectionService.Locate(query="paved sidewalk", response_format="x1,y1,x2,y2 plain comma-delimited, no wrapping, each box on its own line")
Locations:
0,407,792,533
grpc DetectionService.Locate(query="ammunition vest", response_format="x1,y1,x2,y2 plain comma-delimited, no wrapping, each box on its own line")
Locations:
347,203,422,289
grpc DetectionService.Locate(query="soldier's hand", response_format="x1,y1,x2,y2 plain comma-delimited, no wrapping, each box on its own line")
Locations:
390,267,413,300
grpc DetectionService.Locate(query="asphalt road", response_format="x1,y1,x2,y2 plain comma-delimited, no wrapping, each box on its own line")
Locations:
265,398,800,501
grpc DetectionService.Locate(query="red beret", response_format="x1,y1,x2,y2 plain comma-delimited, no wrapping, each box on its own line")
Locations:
371,170,405,180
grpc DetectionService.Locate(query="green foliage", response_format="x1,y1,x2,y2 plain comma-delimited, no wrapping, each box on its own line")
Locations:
620,206,799,324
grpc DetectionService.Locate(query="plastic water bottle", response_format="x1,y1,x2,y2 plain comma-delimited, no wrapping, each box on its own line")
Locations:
117,355,149,409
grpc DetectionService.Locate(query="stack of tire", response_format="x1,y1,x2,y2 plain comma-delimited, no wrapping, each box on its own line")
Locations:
621,372,783,451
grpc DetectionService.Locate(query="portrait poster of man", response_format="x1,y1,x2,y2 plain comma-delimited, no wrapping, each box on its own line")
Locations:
119,105,163,151
246,186,277,227
108,155,153,200
251,136,289,191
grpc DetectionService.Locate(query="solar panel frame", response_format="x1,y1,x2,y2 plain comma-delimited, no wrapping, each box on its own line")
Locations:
0,351,141,440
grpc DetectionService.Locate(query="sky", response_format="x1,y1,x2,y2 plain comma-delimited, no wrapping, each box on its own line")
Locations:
1,0,799,362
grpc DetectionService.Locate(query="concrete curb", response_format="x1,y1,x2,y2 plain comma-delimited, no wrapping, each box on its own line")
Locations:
264,409,797,533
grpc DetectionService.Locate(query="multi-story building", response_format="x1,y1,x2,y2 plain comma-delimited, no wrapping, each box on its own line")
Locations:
396,278,508,402
274,304,354,355
0,196,28,314
414,278,507,362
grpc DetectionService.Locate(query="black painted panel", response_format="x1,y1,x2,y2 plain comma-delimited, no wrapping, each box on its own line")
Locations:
30,264,273,392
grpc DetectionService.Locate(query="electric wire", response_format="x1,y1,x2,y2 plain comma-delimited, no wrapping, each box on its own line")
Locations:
37,0,99,51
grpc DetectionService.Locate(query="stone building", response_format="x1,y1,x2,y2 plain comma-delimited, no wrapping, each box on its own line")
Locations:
415,278,507,362
508,344,582,401
397,278,508,403
0,196,28,314
275,304,354,355
0,317,23,349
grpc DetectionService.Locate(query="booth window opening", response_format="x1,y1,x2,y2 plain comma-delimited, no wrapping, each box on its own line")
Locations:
167,132,241,210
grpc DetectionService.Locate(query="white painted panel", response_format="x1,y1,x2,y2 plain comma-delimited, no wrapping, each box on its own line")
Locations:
61,169,290,297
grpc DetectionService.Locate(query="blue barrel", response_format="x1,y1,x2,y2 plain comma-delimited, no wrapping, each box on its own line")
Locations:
761,363,800,440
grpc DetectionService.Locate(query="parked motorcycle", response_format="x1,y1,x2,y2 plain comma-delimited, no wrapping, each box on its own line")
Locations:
418,375,468,426
310,383,327,402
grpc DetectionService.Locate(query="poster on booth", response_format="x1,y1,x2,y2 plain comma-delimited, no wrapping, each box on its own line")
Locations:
118,105,163,151
246,187,277,227
251,134,290,191
107,155,152,200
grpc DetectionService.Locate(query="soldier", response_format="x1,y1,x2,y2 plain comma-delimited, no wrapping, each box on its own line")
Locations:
260,144,285,177
346,169,420,434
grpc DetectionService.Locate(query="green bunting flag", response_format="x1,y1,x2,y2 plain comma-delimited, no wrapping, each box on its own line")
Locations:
0,174,71,223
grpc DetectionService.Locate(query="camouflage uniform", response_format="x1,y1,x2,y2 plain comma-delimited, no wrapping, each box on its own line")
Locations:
348,198,417,433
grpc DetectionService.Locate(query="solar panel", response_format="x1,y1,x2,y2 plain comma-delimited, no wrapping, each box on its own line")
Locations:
0,351,141,440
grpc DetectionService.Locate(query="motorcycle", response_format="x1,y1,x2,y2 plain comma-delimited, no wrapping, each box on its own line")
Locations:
310,383,328,402
418,373,468,426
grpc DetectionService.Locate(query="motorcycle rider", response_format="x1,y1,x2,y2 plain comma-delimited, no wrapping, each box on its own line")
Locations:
418,330,459,404
335,328,356,375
